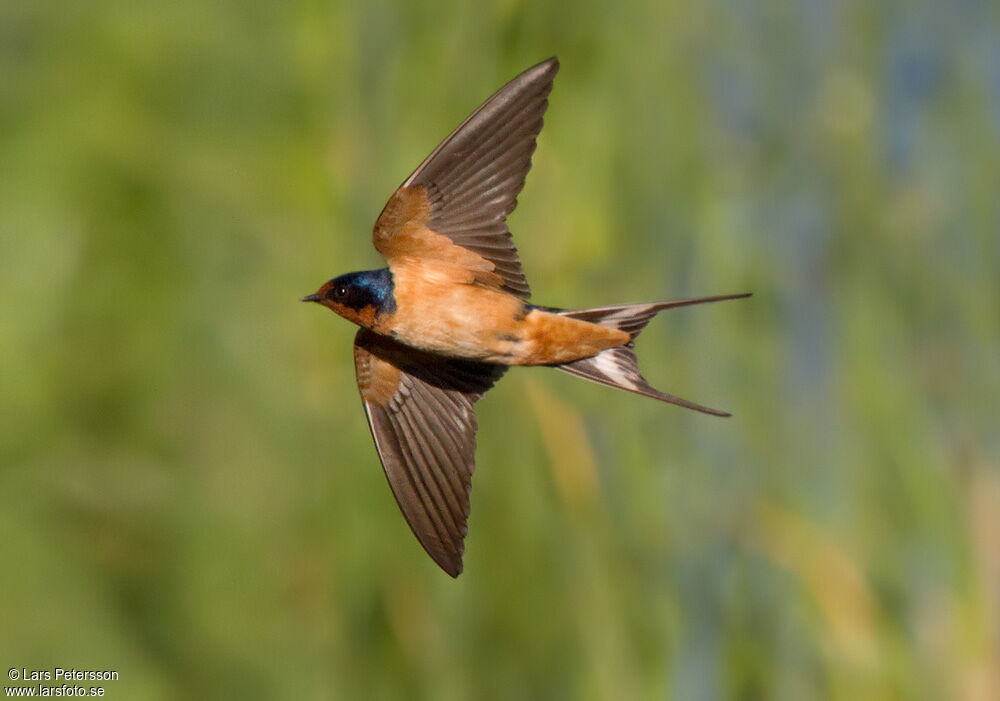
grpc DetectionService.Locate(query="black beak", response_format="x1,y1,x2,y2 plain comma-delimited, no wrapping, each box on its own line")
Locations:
300,293,321,303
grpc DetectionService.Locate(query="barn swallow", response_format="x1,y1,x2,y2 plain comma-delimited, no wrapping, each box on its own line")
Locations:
303,57,749,577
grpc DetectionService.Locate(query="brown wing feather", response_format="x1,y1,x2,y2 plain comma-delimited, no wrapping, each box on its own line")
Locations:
353,329,505,577
372,57,559,299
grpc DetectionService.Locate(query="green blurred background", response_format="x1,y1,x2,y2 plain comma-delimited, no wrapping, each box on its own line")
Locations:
2,0,998,698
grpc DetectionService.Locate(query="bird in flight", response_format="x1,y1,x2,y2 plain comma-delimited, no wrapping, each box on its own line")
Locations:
303,57,749,577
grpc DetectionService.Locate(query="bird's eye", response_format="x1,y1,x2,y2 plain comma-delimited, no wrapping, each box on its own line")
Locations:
336,286,348,298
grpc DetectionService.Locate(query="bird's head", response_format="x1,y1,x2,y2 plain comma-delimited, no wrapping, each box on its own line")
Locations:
301,268,395,328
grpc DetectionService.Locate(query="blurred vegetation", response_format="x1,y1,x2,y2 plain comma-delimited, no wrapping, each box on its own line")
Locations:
2,0,999,699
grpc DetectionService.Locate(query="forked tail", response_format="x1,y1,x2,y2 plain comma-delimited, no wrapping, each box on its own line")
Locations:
554,293,750,416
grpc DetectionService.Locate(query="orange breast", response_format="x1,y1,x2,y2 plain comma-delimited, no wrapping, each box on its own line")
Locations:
377,260,628,365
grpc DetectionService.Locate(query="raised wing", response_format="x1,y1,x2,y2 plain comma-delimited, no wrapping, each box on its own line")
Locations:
353,329,506,576
372,57,559,299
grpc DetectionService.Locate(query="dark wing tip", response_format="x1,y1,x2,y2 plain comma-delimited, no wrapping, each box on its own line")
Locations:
439,555,463,578
517,57,559,95
704,407,733,418
533,56,560,76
